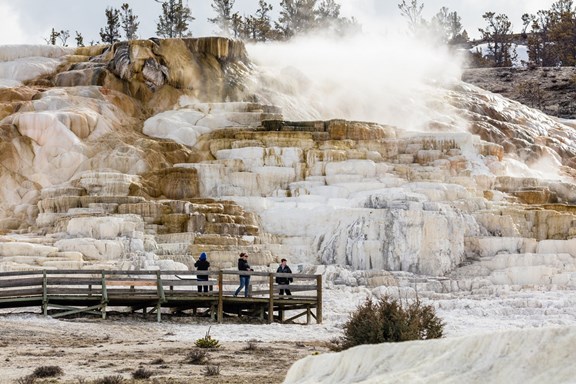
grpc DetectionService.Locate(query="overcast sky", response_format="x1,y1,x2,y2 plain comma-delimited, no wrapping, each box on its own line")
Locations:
0,0,558,46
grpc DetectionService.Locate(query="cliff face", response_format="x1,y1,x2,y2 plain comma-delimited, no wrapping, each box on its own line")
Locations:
1,38,576,296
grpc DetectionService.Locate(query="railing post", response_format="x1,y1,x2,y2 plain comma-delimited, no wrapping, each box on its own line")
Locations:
316,274,322,324
268,273,274,324
156,271,164,323
101,272,108,319
217,271,223,324
42,271,47,316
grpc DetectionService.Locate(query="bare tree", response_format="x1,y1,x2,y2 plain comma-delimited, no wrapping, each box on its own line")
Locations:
58,30,70,46
398,0,425,34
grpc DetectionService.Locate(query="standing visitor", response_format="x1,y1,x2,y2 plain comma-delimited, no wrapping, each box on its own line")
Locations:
234,252,253,297
275,258,293,296
194,252,210,293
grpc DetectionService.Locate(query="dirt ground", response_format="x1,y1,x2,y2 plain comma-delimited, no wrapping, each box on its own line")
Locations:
0,313,331,384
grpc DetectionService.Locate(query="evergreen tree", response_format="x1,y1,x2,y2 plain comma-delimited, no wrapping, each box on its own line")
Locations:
252,0,274,41
478,12,517,67
231,12,245,38
525,10,555,66
316,0,358,35
156,0,195,38
100,7,121,44
317,0,340,20
75,31,85,47
277,0,317,38
430,7,467,44
548,0,576,66
208,0,235,36
120,3,139,40
45,28,60,45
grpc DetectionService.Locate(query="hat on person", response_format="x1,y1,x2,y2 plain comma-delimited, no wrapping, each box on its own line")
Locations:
199,252,207,261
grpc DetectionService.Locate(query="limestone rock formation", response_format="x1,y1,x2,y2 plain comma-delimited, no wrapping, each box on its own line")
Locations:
1,37,576,306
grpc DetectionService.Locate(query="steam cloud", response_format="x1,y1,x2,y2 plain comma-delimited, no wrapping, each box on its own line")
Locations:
247,30,465,132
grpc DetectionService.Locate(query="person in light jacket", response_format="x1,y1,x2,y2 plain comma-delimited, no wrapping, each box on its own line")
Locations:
194,252,210,292
234,252,253,297
275,258,293,296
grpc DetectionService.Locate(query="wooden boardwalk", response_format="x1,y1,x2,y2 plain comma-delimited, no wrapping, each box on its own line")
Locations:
0,270,322,324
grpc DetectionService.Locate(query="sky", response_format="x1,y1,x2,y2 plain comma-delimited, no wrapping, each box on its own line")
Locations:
0,0,559,46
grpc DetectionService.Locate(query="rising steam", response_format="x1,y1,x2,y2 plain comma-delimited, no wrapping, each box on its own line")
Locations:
247,30,466,132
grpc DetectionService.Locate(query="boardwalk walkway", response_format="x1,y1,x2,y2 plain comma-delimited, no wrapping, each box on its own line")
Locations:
0,270,322,324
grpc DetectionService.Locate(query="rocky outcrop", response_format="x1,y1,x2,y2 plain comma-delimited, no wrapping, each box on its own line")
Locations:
44,37,251,112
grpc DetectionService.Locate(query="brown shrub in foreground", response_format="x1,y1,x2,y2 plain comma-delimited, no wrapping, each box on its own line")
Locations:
340,296,444,350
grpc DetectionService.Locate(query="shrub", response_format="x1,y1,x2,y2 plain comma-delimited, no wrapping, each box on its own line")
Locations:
15,375,35,384
32,365,63,378
132,367,153,380
204,365,220,376
242,340,259,351
195,327,220,349
94,375,125,384
184,349,209,365
340,296,444,349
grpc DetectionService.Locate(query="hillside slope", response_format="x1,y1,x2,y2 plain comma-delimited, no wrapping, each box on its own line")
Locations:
462,67,576,119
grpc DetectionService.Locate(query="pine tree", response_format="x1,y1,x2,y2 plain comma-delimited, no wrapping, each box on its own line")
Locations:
45,28,60,45
277,0,317,38
525,10,554,66
548,0,576,66
75,31,85,47
156,0,195,38
208,0,235,36
120,3,139,40
231,12,245,38
478,12,517,67
430,7,466,44
252,0,274,41
100,7,121,44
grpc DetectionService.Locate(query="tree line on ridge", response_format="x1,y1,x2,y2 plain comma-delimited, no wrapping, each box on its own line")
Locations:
43,0,576,69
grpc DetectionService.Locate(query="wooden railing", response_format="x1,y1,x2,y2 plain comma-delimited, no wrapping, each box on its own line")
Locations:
0,270,322,324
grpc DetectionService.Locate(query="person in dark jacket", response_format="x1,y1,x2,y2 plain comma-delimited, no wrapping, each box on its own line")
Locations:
234,252,253,297
275,258,293,296
194,252,210,292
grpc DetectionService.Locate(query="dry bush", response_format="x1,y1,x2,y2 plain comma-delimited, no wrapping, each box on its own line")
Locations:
204,365,220,376
242,340,259,351
340,296,444,350
15,375,35,384
33,365,63,378
184,349,209,365
132,367,153,380
94,375,125,384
